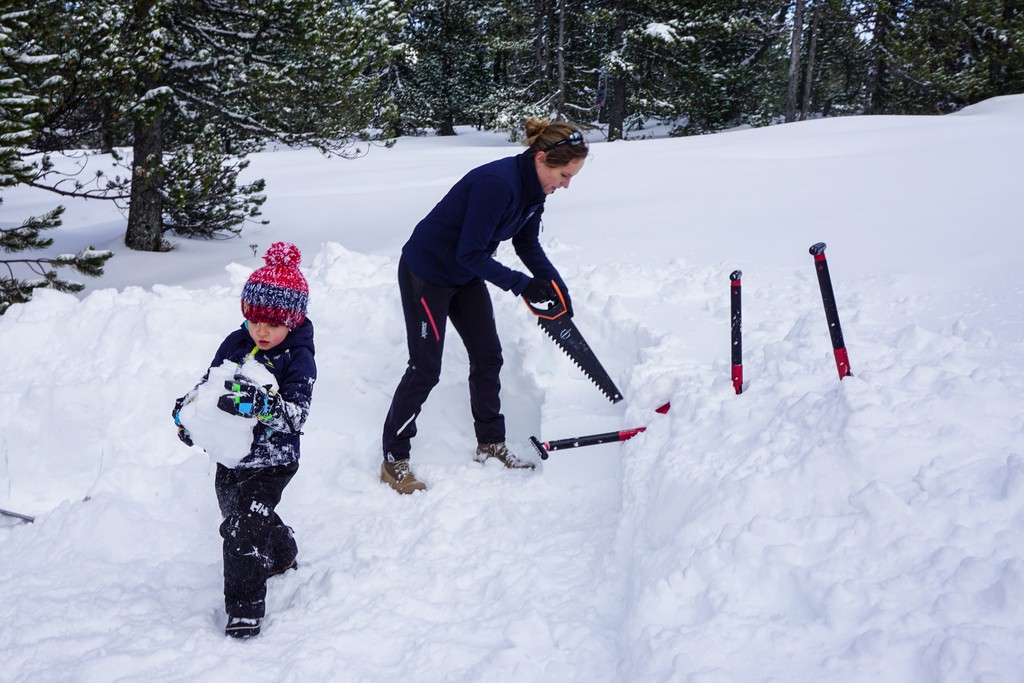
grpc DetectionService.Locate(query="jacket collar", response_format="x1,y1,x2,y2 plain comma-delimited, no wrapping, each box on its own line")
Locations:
518,151,546,204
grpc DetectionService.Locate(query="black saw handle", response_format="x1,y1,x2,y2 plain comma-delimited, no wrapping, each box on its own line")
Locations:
522,279,569,320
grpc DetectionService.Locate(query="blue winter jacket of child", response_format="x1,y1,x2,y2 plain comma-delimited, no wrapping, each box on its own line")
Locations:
208,319,316,468
401,151,564,294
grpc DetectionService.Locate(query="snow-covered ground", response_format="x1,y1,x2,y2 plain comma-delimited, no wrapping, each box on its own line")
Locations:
2,95,1024,682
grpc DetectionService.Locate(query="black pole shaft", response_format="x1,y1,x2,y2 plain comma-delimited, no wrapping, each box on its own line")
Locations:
730,270,743,394
809,242,852,379
0,507,35,523
530,430,643,460
528,403,671,460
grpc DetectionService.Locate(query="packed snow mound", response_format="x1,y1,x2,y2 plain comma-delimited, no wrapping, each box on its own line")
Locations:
177,357,278,468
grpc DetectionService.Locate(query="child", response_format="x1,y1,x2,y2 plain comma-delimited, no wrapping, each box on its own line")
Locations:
173,242,316,639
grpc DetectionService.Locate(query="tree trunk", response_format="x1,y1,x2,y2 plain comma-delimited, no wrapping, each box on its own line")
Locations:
124,115,165,251
785,0,805,123
867,1,897,115
123,0,166,252
554,0,566,118
800,0,821,120
536,0,552,103
436,1,456,135
607,2,627,141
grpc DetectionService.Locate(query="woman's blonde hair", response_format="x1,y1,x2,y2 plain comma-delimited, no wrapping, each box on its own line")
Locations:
524,117,588,167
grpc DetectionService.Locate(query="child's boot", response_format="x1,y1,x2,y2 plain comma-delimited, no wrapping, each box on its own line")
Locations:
225,616,262,639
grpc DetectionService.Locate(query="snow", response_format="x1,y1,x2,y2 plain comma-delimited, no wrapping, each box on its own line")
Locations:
178,357,279,468
644,23,678,42
2,94,1024,682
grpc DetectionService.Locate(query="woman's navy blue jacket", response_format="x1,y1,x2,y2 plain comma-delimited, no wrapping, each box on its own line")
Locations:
401,151,564,295
208,319,316,468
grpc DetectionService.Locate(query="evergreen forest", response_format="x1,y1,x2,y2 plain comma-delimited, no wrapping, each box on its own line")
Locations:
1,0,1022,310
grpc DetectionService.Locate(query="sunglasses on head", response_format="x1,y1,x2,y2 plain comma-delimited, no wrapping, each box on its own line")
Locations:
543,130,585,152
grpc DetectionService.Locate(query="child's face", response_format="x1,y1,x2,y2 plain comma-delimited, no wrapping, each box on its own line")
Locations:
247,320,290,351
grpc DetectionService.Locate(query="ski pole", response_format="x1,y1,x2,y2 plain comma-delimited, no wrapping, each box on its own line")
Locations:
730,270,743,394
0,507,35,523
809,242,852,379
528,403,671,460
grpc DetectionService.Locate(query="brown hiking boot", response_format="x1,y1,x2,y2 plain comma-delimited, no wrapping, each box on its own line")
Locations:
268,558,297,578
474,442,535,469
380,459,427,494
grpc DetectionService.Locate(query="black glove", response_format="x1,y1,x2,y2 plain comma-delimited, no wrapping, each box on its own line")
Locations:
522,277,556,305
558,284,573,318
217,375,278,420
523,277,573,318
176,425,194,447
172,395,194,446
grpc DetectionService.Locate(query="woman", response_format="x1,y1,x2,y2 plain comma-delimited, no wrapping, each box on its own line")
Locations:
380,118,588,494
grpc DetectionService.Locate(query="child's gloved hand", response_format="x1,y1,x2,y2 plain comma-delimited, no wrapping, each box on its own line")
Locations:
172,394,195,446
217,374,278,420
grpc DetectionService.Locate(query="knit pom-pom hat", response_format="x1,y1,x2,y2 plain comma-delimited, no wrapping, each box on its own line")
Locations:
241,242,309,329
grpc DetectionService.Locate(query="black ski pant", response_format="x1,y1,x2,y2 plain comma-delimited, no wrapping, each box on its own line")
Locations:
382,257,505,461
215,462,298,619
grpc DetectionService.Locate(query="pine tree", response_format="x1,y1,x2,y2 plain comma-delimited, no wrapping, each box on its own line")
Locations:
388,0,494,135
589,0,789,136
476,0,589,132
30,0,132,153
474,2,546,131
1,209,114,315
801,0,873,118
891,0,1024,113
162,126,266,240
122,0,405,250
1,4,112,315
25,0,405,252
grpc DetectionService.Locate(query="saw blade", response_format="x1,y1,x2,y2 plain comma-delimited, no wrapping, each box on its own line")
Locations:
537,316,623,403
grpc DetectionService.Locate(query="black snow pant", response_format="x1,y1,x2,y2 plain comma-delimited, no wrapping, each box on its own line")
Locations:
381,257,505,461
215,462,298,619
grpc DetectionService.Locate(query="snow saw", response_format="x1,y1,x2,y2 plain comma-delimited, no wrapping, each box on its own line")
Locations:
522,280,623,404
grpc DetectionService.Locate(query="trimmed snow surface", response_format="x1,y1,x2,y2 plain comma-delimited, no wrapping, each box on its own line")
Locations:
2,95,1024,682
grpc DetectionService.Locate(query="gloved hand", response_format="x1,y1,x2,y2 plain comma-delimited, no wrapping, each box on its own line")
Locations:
522,277,556,305
559,284,573,318
217,375,278,420
172,395,194,446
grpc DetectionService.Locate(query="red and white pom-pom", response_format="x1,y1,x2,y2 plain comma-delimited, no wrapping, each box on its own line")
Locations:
264,242,301,267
